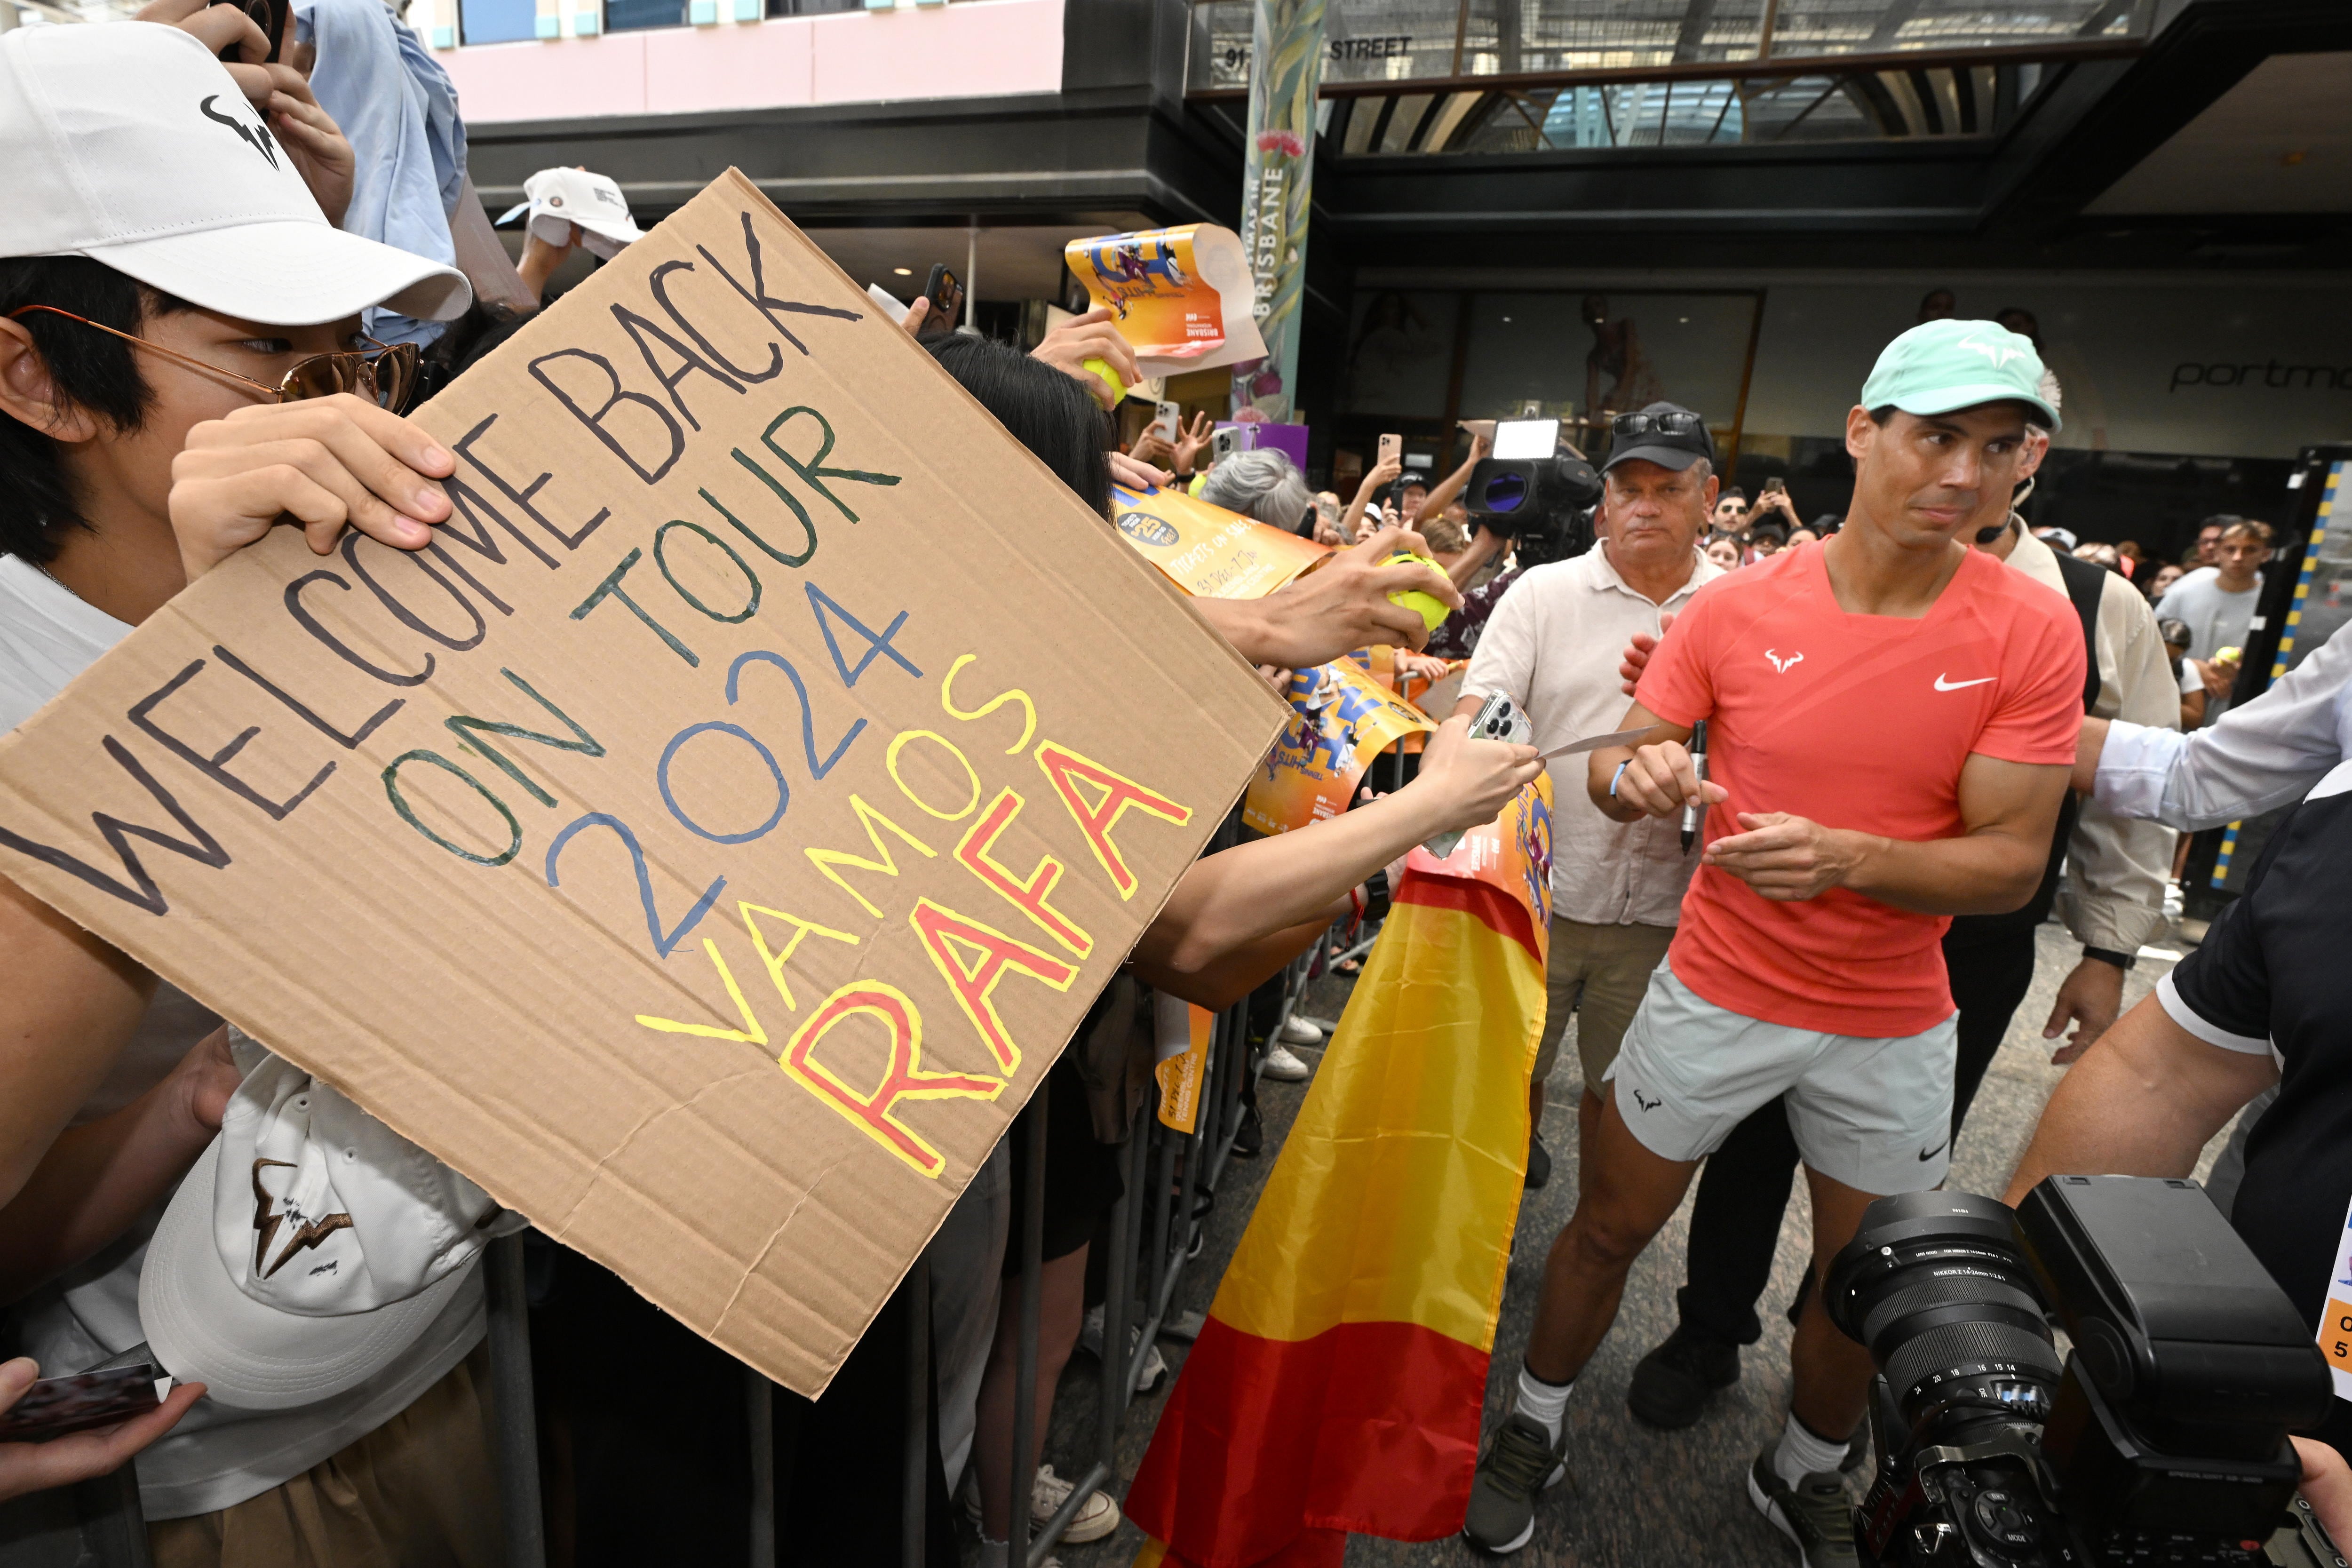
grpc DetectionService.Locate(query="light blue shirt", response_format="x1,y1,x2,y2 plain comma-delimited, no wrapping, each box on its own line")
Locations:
294,0,468,346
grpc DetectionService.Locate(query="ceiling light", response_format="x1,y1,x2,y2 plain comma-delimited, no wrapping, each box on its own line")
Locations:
893,266,913,276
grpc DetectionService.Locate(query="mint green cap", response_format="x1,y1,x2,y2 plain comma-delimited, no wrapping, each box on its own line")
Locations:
1859,318,2061,432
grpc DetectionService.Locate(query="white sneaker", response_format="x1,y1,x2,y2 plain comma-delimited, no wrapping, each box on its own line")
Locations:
1261,1043,1312,1082
1278,1016,1325,1045
1031,1465,1121,1543
960,1464,1121,1544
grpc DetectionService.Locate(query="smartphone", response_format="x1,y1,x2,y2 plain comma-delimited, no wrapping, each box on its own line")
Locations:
211,0,287,63
1760,475,1788,495
918,264,962,341
1149,400,1180,446
1377,433,1403,469
0,1364,164,1443
1210,426,1242,465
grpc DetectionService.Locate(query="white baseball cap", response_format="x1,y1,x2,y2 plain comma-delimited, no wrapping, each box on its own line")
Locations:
141,1033,522,1411
0,22,469,326
497,167,645,260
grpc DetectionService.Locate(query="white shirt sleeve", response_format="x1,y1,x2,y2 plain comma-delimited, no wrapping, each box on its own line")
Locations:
2093,632,2352,831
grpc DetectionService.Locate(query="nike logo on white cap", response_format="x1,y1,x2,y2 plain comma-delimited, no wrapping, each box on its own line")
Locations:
1934,674,1995,691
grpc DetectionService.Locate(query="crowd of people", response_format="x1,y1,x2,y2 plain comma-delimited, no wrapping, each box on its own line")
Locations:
0,13,2347,1568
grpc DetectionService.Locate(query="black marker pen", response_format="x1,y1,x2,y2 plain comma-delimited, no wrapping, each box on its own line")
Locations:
1680,719,1708,854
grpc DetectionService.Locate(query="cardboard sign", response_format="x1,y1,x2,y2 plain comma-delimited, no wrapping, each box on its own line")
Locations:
1065,226,1264,378
1241,661,1435,836
1109,482,1327,600
0,170,1287,1395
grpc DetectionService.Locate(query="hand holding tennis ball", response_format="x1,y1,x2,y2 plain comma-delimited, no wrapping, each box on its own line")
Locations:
1383,551,1453,633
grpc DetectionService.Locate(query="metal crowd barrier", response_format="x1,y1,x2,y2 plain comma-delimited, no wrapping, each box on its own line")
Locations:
998,926,1343,1566
0,926,1353,1568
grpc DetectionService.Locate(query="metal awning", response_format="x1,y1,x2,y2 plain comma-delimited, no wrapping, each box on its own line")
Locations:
1190,0,2156,149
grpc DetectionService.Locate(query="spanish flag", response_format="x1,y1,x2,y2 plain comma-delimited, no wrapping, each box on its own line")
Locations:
1124,780,1553,1568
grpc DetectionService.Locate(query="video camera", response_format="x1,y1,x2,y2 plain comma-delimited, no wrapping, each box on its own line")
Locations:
1462,417,1599,567
1827,1176,2339,1568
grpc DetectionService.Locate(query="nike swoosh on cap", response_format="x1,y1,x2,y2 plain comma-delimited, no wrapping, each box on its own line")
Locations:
1933,674,1995,691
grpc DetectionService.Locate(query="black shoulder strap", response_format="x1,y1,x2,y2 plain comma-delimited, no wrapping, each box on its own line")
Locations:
2053,551,2105,713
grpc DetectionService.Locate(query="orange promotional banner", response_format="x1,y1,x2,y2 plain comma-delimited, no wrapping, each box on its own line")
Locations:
1240,661,1435,836
1127,780,1555,1567
1153,991,1215,1134
1065,225,1264,376
1110,482,1328,600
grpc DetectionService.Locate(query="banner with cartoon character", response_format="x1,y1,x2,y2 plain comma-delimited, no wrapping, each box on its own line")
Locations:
1241,661,1435,836
1064,226,1265,378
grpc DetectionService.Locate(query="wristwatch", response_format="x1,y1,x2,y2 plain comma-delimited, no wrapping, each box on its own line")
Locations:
2082,945,2137,971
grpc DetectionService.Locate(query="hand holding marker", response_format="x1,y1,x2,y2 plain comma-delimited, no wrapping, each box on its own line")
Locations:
1680,719,1708,853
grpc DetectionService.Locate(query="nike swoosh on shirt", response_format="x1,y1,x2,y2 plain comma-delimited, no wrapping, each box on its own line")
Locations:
1933,675,1995,692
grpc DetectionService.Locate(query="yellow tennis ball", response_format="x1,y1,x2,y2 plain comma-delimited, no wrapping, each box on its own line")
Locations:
1383,550,1451,633
1081,356,1125,406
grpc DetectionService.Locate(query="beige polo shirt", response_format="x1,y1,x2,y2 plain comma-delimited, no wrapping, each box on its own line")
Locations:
1461,542,1721,927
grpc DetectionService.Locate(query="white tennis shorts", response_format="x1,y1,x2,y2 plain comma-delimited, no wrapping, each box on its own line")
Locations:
1604,964,1958,1194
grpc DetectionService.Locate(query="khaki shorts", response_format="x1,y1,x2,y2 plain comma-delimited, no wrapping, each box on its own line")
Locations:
1534,917,1676,1093
150,1346,499,1568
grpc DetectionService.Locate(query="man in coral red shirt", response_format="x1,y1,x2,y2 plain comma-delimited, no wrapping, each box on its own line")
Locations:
1462,321,2085,1564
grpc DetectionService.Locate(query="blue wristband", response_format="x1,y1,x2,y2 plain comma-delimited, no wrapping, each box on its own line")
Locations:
1609,759,1631,800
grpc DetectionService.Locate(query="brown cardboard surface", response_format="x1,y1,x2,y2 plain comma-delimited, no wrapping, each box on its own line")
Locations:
0,170,1287,1395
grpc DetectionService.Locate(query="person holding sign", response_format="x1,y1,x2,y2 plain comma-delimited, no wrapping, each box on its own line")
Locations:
1462,322,2084,1562
0,20,487,1548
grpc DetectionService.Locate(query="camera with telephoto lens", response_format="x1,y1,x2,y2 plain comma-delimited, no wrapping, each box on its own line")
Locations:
1464,417,1598,567
1827,1177,2339,1568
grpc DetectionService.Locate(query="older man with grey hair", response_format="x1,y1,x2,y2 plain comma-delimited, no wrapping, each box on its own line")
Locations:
1200,447,1317,535
1454,402,1723,1193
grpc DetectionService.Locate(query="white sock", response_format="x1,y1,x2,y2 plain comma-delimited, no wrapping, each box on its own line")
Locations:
1772,1412,1850,1487
1512,1363,1574,1442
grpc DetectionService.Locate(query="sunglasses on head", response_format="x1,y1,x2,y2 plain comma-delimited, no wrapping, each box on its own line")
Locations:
7,305,421,414
1612,408,1706,439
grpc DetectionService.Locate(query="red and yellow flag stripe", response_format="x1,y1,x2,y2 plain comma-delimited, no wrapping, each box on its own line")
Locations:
1125,780,1553,1567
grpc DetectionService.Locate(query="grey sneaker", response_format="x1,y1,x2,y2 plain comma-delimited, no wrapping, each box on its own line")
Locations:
1462,1413,1566,1554
1747,1449,1859,1567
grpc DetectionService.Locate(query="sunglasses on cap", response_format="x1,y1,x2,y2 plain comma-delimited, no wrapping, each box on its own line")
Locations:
1612,408,1706,439
7,306,421,415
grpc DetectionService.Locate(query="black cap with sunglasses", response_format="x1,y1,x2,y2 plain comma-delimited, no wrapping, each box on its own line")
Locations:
1600,401,1716,476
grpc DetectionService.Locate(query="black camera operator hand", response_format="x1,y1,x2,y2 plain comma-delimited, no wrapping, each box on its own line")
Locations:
2295,1439,2352,1549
